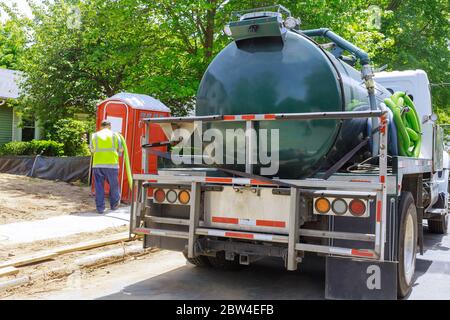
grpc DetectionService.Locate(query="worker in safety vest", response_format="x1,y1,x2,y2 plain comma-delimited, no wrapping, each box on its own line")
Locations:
90,120,124,214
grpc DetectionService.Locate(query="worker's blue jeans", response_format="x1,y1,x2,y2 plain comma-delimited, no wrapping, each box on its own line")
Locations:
93,167,120,213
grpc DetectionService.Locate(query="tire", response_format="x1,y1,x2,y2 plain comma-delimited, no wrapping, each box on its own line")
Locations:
182,252,211,267
397,191,418,298
428,214,448,234
207,251,247,271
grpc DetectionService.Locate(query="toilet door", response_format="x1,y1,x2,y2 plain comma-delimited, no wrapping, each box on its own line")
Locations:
103,101,129,198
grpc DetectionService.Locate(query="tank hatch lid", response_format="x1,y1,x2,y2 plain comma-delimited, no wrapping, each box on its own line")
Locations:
228,15,286,41
100,92,170,112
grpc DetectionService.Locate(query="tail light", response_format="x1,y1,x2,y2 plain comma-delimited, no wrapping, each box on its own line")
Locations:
154,189,166,203
166,189,178,203
314,197,369,217
178,190,190,204
349,199,366,216
315,197,330,214
331,198,347,215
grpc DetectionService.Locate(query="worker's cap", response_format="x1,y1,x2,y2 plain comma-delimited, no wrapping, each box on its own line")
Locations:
100,120,111,127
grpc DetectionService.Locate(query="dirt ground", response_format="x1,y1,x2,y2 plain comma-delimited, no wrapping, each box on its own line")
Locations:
0,173,129,277
0,225,129,262
0,173,95,225
0,239,152,299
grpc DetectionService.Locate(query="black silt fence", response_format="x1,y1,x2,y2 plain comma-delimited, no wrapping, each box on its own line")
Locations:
0,155,91,182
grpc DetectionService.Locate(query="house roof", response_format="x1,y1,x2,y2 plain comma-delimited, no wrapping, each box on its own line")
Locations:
100,92,171,112
0,68,23,99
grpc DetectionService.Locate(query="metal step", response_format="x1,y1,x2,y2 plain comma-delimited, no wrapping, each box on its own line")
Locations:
298,229,375,242
147,216,190,226
134,227,189,239
296,243,377,259
426,208,447,215
195,228,289,243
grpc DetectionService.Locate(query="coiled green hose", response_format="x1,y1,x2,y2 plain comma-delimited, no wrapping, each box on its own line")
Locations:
384,92,421,157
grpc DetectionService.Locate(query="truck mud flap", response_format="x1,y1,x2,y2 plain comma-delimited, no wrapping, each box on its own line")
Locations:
325,256,397,300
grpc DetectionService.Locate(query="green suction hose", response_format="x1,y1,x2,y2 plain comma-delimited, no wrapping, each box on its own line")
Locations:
384,92,422,157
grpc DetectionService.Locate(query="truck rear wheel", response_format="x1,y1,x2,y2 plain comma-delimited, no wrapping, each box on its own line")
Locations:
427,214,448,234
183,252,211,267
398,192,418,298
207,251,247,271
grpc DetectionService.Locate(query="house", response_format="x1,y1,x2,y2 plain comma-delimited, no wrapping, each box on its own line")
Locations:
0,68,41,144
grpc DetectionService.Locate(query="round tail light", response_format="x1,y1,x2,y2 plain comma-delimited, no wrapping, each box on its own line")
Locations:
315,197,330,214
332,198,347,215
166,189,178,203
178,190,190,204
349,199,366,216
154,189,166,203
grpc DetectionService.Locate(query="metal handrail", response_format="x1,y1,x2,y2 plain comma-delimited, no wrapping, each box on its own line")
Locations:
142,110,386,123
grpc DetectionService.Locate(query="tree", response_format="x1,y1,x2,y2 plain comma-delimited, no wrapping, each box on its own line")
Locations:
0,9,27,69
374,0,449,117
12,0,162,131
2,0,448,132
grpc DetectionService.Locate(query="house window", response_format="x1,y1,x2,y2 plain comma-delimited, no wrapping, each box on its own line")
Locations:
21,116,35,142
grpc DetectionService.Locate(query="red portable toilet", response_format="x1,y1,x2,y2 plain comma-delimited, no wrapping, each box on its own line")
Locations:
94,92,170,202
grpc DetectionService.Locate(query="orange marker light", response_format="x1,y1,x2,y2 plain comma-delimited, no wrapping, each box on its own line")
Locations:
315,198,330,214
178,190,190,204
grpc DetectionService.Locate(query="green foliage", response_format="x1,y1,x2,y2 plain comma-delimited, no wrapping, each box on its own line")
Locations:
1,0,448,124
0,140,64,156
45,119,90,156
0,12,26,69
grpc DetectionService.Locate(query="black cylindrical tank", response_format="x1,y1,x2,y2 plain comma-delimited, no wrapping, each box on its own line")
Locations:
196,30,390,178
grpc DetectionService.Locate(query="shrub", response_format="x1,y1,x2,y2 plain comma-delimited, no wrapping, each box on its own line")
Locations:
28,140,65,156
0,140,64,156
46,119,91,156
0,141,30,156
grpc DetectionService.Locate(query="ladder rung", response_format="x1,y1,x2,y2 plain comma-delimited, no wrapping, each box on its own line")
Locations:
196,228,288,243
299,229,375,242
147,216,190,226
296,243,378,259
134,227,189,239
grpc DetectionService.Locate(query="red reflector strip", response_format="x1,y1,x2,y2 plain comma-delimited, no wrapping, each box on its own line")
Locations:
223,115,235,121
148,179,158,183
134,228,150,235
205,177,233,183
249,179,275,185
376,200,382,222
241,115,255,120
225,231,254,239
212,216,286,228
256,220,286,228
264,114,276,120
351,249,375,258
212,217,238,224
380,175,385,183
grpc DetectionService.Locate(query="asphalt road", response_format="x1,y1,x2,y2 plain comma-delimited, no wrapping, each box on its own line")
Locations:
19,223,450,300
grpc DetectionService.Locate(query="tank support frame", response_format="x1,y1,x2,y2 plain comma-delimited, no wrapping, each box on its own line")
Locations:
131,109,389,270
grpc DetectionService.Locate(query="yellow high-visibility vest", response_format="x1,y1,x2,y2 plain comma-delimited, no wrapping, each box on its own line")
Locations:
91,129,121,168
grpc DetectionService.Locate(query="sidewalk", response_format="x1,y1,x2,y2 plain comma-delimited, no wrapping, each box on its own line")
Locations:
0,207,130,246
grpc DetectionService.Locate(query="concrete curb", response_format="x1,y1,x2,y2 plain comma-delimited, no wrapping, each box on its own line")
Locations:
0,244,152,293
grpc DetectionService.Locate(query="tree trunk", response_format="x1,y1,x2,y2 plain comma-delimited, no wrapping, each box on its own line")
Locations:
204,0,217,59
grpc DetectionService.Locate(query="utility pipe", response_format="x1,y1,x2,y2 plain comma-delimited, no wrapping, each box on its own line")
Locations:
301,28,379,155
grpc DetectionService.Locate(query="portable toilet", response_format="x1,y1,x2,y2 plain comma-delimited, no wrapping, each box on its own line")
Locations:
95,92,170,202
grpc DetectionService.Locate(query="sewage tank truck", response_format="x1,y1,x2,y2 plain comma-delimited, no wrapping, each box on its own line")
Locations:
129,5,449,299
